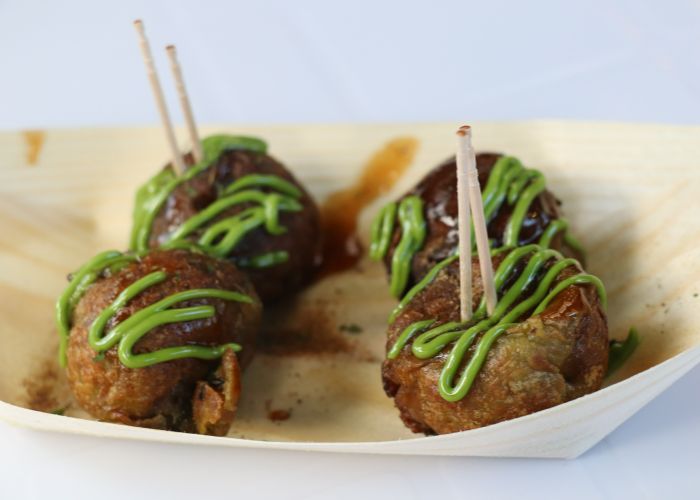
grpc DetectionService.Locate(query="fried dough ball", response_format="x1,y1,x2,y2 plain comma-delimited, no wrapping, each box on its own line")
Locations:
149,149,321,303
382,154,582,291
66,249,261,435
382,251,608,434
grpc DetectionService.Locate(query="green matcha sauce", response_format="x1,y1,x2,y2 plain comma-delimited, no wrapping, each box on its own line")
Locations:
607,328,640,377
370,197,426,297
130,134,301,267
56,250,252,368
387,245,607,402
369,155,585,298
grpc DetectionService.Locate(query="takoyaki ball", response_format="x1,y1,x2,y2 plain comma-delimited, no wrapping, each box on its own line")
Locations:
149,149,321,303
382,251,607,435
66,249,261,435
383,154,582,291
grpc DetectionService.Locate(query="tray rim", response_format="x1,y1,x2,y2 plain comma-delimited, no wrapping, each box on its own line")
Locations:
2,344,698,456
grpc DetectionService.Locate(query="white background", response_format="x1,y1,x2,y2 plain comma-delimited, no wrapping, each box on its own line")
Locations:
1,0,699,498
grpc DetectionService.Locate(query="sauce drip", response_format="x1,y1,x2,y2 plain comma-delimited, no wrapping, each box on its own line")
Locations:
388,245,606,402
23,130,45,165
370,195,426,297
318,137,419,277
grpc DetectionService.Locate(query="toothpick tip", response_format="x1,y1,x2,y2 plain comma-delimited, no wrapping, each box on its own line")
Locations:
166,44,175,51
457,125,472,137
133,19,143,26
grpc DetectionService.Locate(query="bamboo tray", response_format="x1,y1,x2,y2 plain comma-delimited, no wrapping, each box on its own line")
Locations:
1,121,699,458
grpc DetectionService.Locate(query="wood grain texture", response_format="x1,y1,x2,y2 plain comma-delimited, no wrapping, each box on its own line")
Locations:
0,121,698,457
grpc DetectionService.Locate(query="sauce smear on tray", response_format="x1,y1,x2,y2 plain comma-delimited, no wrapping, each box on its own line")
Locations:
23,130,46,165
318,137,418,278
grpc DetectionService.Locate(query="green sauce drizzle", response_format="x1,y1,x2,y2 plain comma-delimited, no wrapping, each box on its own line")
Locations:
130,135,300,269
369,201,397,260
386,196,426,298
56,250,139,367
388,254,458,324
537,219,585,257
607,327,640,377
236,251,289,269
369,195,418,298
56,250,252,369
387,319,436,359
370,156,584,297
387,245,607,402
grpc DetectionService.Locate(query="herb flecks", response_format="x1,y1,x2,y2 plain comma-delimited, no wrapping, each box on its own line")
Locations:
339,323,363,334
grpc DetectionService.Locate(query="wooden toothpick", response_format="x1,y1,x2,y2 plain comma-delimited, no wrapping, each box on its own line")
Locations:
458,125,498,315
166,45,203,163
455,128,473,322
133,20,186,174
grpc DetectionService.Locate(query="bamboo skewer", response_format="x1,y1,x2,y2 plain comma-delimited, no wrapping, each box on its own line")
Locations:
457,125,498,316
133,20,186,175
166,45,203,163
455,128,473,322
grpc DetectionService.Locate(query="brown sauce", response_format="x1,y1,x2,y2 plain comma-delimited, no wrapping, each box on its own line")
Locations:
264,399,292,422
23,130,46,165
317,137,418,277
22,358,64,412
258,300,352,356
268,409,291,422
